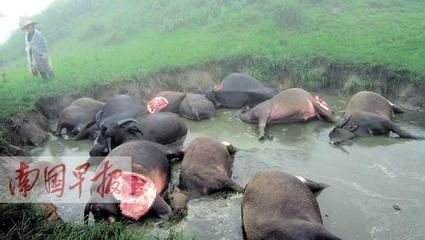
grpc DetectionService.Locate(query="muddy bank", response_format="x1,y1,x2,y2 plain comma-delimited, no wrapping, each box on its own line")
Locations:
2,57,425,155
0,110,50,156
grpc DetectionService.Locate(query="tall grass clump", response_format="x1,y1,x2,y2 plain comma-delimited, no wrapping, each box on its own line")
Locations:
272,0,307,28
342,74,374,95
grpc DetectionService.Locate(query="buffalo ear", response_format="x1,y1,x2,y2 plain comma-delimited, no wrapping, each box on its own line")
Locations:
337,116,349,127
75,120,96,140
128,123,144,138
166,149,184,162
347,123,359,132
296,176,329,193
172,185,181,193
95,110,103,128
241,106,251,112
107,216,116,223
222,141,237,154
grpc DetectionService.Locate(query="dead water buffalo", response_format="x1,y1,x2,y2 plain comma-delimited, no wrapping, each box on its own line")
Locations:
146,91,186,113
237,88,335,140
148,91,216,120
328,91,422,145
54,98,104,140
169,137,243,217
242,171,341,240
178,93,216,120
84,140,182,223
205,73,278,109
75,95,146,140
89,112,187,158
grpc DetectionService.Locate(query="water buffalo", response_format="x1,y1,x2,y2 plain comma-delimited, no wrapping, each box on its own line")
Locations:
237,88,335,140
84,140,181,224
178,93,216,120
205,73,278,109
242,171,341,240
328,91,422,145
146,91,186,113
168,137,243,218
75,95,146,140
89,112,187,159
55,98,104,140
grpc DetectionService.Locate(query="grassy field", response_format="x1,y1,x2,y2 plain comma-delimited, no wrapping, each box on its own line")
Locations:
0,0,424,119
1,0,425,119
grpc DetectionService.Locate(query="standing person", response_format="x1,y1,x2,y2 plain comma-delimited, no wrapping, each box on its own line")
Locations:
21,19,54,79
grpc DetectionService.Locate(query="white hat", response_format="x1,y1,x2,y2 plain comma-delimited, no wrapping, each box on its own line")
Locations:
21,19,37,29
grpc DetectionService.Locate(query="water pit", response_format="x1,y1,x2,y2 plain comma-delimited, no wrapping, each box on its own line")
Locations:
30,93,425,240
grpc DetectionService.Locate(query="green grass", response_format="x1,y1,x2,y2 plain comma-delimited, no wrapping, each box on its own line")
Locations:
0,0,425,119
0,202,190,240
0,184,190,240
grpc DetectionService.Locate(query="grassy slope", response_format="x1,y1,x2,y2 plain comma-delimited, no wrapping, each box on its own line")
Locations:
0,0,425,119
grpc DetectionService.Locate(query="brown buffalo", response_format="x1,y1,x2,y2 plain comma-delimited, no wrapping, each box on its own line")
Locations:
147,91,186,113
168,137,243,218
242,171,341,240
84,140,182,224
55,98,104,140
178,93,216,120
329,91,422,144
237,88,335,140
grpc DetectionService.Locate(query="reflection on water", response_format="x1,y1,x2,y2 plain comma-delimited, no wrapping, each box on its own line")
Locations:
31,136,95,223
34,93,425,239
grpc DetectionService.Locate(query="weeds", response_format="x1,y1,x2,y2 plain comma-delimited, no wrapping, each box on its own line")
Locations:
272,0,306,28
342,74,373,95
0,202,189,240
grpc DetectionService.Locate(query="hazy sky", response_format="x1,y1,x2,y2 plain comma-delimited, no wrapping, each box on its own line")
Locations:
0,0,55,44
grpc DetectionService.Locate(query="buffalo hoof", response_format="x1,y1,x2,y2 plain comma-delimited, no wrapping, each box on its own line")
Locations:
258,133,273,141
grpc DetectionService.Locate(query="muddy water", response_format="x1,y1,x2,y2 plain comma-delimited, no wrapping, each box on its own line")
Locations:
33,93,425,240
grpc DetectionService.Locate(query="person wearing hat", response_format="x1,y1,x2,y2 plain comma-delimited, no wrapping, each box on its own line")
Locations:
22,19,54,79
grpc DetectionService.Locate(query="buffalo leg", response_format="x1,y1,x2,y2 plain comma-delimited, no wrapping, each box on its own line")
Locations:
151,194,172,220
224,178,244,193
258,117,269,140
384,120,419,139
54,123,62,136
389,102,405,114
312,99,335,123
